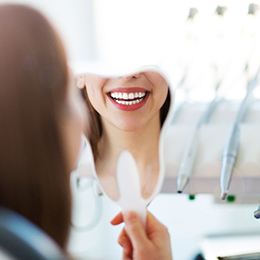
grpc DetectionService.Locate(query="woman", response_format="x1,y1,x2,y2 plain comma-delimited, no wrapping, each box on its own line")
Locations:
0,3,86,249
78,72,171,200
0,4,172,259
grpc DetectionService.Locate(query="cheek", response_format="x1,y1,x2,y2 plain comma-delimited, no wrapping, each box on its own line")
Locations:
86,86,105,113
85,77,106,110
154,86,169,110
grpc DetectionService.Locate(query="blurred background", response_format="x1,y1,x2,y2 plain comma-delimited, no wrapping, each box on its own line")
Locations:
2,0,260,259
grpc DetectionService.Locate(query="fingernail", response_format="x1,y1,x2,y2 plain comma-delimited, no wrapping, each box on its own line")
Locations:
110,218,116,225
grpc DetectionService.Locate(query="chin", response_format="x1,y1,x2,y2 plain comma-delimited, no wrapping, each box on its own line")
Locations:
114,120,146,132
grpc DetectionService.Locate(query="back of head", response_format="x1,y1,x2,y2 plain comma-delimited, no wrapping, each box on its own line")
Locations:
0,4,70,249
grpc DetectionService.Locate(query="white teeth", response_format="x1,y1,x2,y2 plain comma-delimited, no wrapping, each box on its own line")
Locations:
115,98,143,105
110,90,147,107
129,93,134,99
110,91,146,100
111,92,117,98
138,92,145,98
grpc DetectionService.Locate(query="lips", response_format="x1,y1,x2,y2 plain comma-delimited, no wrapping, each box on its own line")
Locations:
107,87,150,111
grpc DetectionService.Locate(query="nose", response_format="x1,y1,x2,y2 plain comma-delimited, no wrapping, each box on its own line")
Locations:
120,73,142,80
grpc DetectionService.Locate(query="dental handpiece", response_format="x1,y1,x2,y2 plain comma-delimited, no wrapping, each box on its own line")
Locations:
220,68,260,200
177,96,221,193
220,123,240,200
254,205,260,219
177,129,199,193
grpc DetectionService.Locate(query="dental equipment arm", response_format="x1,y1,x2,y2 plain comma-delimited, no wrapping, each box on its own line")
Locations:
220,67,260,200
177,90,222,193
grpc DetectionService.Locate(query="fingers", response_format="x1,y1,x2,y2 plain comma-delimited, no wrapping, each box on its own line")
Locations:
124,211,149,249
122,251,132,260
110,212,124,225
113,211,172,260
146,211,163,233
118,228,132,258
111,212,132,258
146,212,170,241
111,211,168,238
122,252,132,260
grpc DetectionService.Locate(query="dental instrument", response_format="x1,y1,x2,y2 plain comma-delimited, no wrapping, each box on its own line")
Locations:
177,80,222,193
220,66,260,200
254,205,260,219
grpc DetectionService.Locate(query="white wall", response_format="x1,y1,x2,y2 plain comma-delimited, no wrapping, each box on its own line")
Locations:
0,0,97,62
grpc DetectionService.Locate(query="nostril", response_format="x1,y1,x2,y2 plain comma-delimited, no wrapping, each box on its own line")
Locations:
132,73,142,79
120,73,142,80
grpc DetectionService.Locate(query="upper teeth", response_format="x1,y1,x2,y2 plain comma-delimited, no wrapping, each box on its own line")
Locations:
110,92,146,100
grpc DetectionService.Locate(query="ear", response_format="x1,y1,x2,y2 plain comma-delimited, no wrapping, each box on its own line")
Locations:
76,74,86,89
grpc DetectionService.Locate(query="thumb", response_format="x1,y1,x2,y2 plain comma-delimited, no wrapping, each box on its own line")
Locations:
124,211,148,249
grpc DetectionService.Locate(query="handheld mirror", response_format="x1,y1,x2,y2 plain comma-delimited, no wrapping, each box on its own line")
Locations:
76,66,174,222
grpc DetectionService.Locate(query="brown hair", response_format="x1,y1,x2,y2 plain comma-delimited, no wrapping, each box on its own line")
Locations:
81,86,171,160
0,4,71,249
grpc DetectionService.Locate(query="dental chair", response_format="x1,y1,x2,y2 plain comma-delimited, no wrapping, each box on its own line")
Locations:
0,207,65,260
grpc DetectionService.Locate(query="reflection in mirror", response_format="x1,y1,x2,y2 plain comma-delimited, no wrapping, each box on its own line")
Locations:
78,70,172,202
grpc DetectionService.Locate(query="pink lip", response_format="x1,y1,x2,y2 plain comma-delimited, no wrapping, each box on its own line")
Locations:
107,87,150,112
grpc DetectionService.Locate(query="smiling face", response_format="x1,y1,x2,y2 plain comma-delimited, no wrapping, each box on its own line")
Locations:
83,71,168,131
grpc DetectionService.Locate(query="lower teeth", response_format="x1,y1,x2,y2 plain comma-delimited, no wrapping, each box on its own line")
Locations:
114,98,144,105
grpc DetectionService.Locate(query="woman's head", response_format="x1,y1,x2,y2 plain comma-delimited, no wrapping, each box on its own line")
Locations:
79,71,170,159
0,4,85,248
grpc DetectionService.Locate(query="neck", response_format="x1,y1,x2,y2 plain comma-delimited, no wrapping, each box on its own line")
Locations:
97,115,161,170
96,114,161,199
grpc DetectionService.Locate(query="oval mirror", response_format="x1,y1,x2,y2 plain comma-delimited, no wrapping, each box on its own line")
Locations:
76,66,174,220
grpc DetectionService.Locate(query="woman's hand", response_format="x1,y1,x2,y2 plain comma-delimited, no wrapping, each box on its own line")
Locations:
111,211,172,260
